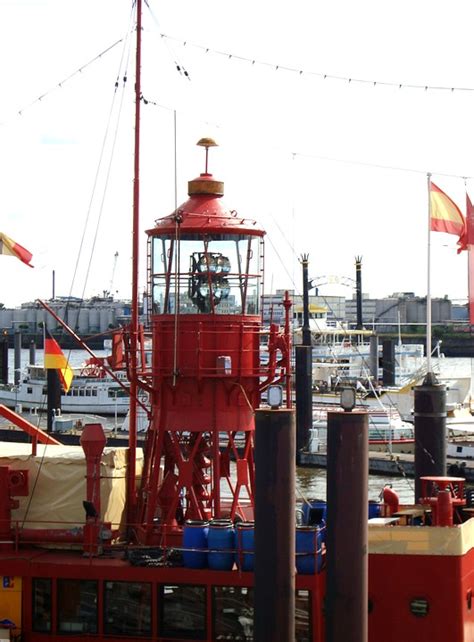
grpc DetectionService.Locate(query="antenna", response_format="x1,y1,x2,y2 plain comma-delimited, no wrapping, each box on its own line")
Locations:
109,251,119,296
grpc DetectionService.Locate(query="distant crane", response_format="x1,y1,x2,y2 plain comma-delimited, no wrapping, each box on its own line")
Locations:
103,251,119,299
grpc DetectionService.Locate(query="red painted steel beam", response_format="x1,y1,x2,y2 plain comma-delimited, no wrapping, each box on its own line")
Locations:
0,404,61,445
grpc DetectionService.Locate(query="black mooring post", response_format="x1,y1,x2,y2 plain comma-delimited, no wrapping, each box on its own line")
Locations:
326,410,368,642
14,331,21,386
47,369,62,432
381,339,395,386
295,255,313,462
301,254,311,348
0,337,8,385
255,408,295,642
295,345,312,458
355,256,363,330
414,372,447,502
29,339,36,366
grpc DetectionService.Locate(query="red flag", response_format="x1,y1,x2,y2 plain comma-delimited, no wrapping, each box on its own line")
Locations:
430,182,467,253
467,193,474,325
466,193,474,246
0,233,33,267
44,329,73,393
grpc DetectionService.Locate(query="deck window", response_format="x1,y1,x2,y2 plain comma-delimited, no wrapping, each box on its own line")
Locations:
212,587,312,641
57,579,98,634
213,586,253,640
32,578,52,633
104,580,151,636
159,584,206,639
295,589,312,642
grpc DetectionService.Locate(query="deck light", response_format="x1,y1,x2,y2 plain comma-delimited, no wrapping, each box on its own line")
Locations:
267,385,283,409
340,386,356,412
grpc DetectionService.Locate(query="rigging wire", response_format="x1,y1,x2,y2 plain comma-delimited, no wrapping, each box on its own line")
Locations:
0,39,124,127
4,36,474,182
145,2,191,81
62,10,135,353
159,33,474,94
77,35,134,304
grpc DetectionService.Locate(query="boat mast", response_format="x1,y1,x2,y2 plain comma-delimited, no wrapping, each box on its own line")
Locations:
127,0,142,525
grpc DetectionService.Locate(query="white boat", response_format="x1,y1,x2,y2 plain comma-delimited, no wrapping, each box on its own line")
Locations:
0,363,130,415
292,307,472,421
308,405,415,454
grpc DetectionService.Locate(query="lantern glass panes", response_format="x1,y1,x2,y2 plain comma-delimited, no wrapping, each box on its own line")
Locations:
150,234,263,315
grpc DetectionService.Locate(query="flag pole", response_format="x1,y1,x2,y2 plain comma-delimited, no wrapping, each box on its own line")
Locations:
426,173,432,374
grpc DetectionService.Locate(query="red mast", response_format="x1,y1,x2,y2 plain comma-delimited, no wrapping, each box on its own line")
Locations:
127,0,142,526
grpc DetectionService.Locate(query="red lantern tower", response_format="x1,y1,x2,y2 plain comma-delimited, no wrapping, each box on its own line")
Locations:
135,139,290,543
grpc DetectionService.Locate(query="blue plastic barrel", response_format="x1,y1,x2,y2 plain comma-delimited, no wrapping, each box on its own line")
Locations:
235,522,255,571
296,526,322,574
183,520,209,569
208,519,235,570
368,501,381,519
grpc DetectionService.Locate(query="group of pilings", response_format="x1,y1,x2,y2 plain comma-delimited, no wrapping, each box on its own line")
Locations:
0,332,37,386
254,406,370,642
254,373,446,642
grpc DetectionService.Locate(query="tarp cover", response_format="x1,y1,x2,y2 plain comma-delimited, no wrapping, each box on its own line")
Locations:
0,443,143,530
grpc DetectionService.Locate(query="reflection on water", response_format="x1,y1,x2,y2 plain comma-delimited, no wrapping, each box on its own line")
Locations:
296,466,415,504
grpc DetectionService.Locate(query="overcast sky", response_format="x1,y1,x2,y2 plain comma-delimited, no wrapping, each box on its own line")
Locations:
1,0,474,308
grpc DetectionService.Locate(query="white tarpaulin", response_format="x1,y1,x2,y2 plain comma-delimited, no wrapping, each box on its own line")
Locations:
0,442,143,531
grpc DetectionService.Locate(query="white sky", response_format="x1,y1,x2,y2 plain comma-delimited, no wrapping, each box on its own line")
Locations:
1,0,474,307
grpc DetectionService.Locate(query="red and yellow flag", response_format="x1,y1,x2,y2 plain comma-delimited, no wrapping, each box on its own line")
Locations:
430,182,467,253
466,193,474,247
0,233,33,267
467,194,474,325
44,330,73,393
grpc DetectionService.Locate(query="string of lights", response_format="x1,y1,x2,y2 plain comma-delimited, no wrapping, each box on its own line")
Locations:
159,33,474,94
0,39,123,126
3,30,474,182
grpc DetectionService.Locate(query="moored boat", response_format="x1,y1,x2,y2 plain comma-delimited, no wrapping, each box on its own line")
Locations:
0,362,130,416
309,404,415,454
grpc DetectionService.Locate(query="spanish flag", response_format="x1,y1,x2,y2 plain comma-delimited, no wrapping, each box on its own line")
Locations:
0,233,33,267
430,182,467,253
466,193,474,246
44,330,73,393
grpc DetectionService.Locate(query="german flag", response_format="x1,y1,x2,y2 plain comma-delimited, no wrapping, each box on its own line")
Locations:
0,233,33,267
44,330,73,393
430,182,467,253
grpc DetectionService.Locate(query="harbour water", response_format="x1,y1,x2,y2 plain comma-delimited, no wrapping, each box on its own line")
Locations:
296,465,415,504
6,349,473,506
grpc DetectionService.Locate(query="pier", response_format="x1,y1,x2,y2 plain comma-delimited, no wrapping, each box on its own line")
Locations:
299,449,474,482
